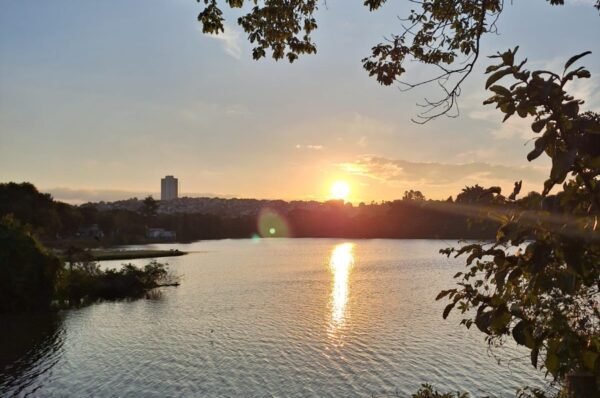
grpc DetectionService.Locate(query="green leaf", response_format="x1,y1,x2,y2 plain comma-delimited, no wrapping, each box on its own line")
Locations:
582,350,598,371
564,51,592,71
545,351,560,377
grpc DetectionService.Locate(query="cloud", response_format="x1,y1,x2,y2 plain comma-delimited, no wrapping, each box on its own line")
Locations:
204,24,243,59
295,144,324,150
338,156,547,197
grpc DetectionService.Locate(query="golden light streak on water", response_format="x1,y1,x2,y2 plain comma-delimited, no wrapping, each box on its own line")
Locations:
328,243,354,335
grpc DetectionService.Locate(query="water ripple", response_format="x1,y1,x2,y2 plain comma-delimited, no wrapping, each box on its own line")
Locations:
1,239,548,397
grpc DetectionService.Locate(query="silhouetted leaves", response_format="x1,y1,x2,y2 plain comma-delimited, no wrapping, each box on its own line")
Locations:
196,1,600,121
564,51,592,71
440,53,600,387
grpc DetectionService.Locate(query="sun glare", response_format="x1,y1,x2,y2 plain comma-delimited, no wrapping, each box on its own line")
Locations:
330,181,351,201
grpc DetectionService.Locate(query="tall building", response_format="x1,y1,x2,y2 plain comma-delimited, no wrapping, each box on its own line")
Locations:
161,175,178,201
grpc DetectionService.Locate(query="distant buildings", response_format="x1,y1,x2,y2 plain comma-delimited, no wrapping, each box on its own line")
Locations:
161,175,178,201
146,228,176,241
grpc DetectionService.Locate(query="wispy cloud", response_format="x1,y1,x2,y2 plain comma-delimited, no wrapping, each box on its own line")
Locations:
338,156,547,197
295,144,324,150
204,24,243,59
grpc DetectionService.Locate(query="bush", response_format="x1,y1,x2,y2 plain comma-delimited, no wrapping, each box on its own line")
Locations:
56,259,176,305
0,217,61,312
412,384,469,398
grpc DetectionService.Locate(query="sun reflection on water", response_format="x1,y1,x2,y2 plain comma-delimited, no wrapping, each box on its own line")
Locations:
328,243,355,335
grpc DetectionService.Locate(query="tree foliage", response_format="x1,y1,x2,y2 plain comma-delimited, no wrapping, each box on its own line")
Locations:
0,217,61,313
412,384,468,398
142,195,159,219
438,52,599,388
402,189,426,201
56,259,175,304
197,0,600,121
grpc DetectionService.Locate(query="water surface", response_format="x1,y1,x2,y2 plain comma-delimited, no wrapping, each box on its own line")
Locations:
1,239,546,397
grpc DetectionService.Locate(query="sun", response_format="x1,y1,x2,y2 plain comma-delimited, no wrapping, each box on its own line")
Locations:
330,181,351,201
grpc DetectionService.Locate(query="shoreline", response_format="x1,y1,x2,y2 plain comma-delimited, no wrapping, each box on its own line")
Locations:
56,249,188,262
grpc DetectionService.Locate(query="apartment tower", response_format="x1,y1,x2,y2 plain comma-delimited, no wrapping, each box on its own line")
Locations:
160,175,178,201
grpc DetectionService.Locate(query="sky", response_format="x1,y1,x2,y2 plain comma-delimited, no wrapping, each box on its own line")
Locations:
1,0,599,204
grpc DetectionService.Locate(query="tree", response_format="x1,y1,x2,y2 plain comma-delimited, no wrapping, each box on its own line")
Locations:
0,217,61,313
438,51,599,396
455,184,502,205
402,189,426,201
141,195,159,219
197,0,600,122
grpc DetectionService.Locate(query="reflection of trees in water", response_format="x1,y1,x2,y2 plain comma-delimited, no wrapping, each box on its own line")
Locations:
0,313,65,394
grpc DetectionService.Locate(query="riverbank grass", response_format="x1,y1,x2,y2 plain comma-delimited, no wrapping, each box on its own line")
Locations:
87,249,186,261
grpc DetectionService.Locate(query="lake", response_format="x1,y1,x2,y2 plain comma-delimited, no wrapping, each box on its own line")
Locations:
1,239,546,397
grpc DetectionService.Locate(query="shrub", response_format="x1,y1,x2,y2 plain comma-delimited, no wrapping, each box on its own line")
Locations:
0,217,61,312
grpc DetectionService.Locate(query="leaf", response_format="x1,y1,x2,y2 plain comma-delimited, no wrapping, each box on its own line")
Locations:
564,51,592,71
508,268,522,282
563,100,580,118
508,180,522,200
545,351,560,377
582,350,598,371
485,64,502,73
490,307,511,333
531,119,546,133
501,51,514,66
527,135,550,161
531,346,539,368
489,85,512,97
485,69,512,89
576,69,591,79
475,309,493,334
512,321,535,348
494,269,508,291
436,289,453,301
550,148,577,183
542,179,554,196
442,302,455,319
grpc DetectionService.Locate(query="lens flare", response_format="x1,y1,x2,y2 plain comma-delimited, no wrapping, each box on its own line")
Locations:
257,208,291,238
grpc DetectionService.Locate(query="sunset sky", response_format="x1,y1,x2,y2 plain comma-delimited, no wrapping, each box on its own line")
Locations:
1,1,599,204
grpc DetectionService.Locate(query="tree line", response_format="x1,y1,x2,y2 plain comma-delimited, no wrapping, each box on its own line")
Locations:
0,181,554,245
